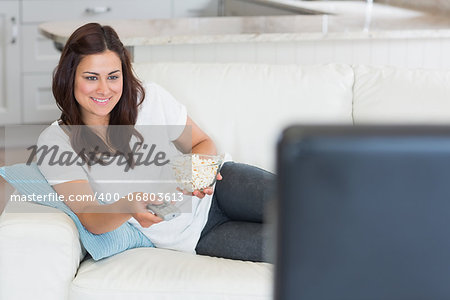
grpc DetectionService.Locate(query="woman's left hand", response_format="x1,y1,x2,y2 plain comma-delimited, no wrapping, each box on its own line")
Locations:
194,172,222,198
184,172,222,199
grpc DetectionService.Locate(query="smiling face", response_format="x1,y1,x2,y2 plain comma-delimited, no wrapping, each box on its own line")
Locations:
74,50,123,125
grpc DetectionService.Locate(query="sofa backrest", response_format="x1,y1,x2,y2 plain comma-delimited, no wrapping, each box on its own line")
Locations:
352,65,450,124
134,62,354,172
134,62,450,172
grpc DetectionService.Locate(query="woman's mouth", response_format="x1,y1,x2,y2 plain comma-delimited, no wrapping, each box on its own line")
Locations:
91,97,111,105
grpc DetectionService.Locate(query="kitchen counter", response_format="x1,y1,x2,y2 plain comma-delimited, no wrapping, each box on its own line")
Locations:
39,1,450,47
229,0,414,16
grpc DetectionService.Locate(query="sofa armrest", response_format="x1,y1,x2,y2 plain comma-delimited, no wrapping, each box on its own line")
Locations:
0,201,85,300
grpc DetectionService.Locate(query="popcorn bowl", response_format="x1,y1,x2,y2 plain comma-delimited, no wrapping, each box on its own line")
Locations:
170,154,224,193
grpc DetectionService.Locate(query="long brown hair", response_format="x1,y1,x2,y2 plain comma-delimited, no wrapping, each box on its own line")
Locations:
53,23,145,169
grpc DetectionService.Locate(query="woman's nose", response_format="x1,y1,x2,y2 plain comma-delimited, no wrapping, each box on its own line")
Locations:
96,79,109,95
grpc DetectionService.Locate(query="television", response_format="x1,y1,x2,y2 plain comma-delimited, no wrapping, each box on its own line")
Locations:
275,125,450,300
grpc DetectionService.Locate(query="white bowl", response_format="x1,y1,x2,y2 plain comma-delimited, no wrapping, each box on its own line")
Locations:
170,154,224,192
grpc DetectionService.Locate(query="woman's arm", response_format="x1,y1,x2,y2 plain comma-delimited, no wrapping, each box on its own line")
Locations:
52,180,162,235
173,116,217,155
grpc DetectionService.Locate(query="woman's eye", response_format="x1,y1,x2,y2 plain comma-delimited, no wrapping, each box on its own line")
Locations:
108,75,119,80
85,76,97,81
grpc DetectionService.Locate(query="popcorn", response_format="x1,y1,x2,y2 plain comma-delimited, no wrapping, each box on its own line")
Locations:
171,154,223,192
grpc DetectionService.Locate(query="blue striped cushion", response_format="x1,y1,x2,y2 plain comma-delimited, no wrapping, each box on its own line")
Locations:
0,162,154,260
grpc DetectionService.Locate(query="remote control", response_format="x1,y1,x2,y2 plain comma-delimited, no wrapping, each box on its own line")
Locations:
146,202,181,221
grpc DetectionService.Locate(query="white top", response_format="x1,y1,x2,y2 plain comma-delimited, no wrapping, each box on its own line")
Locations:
37,82,213,253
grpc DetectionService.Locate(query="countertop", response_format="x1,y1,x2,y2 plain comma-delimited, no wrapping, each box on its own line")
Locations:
39,1,450,46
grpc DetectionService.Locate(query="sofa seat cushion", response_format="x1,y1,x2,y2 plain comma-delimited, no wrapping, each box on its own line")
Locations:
70,247,273,300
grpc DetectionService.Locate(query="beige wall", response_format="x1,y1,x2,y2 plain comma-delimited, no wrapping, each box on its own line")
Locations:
376,0,450,14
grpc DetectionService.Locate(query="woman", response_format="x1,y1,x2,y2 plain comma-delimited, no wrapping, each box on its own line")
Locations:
37,23,275,262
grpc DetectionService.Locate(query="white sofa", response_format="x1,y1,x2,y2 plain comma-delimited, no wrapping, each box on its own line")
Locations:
1,62,450,300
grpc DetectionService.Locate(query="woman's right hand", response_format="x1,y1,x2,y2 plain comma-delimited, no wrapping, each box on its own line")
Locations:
125,192,164,228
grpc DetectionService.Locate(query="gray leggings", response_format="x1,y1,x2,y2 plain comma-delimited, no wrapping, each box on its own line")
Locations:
195,162,276,262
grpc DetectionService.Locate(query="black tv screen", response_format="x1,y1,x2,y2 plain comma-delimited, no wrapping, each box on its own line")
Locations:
275,125,450,300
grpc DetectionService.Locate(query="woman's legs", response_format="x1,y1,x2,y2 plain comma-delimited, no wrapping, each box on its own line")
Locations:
196,221,264,261
195,162,276,262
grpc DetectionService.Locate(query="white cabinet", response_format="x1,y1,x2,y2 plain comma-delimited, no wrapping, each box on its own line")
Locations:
22,24,61,73
0,1,21,125
22,73,56,123
21,0,172,23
